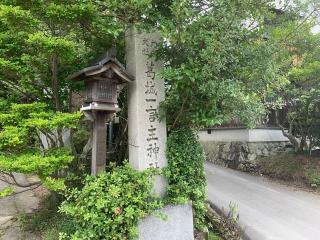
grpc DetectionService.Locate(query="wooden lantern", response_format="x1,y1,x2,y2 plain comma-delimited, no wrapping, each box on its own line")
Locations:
69,48,134,175
70,48,133,112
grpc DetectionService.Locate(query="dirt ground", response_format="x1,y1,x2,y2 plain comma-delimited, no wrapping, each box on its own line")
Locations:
257,153,320,194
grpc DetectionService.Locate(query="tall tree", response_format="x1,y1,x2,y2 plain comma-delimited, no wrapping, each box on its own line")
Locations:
153,0,288,128
263,1,320,154
0,1,125,111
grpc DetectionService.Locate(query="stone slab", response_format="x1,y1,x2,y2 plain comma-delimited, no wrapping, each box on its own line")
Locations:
14,190,39,213
12,172,30,187
0,216,14,230
0,177,9,192
138,204,194,240
0,221,21,240
0,196,18,216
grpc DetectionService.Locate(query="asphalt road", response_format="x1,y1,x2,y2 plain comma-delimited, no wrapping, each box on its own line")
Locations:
205,162,320,240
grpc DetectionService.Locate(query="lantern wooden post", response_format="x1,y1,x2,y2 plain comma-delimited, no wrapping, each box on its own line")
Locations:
70,48,134,175
91,112,109,175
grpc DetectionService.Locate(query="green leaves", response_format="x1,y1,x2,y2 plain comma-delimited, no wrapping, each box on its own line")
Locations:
27,32,76,58
0,126,27,150
60,163,162,239
0,0,126,106
157,0,281,129
0,4,37,26
43,177,67,192
0,148,73,177
275,19,320,153
24,111,82,130
0,102,82,152
0,186,14,198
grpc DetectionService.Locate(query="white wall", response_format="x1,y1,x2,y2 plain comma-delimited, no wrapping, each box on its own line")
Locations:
198,128,289,143
198,128,249,142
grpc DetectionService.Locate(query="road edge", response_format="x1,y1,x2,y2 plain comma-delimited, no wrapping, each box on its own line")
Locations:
207,200,252,240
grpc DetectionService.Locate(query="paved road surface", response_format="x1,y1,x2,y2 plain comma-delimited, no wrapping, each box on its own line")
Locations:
205,162,320,240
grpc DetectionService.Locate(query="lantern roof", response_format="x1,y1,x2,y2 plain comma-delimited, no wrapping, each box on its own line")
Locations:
69,47,134,83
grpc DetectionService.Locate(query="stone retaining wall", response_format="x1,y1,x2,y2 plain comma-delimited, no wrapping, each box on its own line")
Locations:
201,141,292,172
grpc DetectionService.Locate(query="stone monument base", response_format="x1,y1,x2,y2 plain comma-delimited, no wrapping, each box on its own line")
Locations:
138,204,194,240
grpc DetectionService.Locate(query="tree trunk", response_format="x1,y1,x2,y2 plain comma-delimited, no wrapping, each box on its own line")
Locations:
80,123,93,161
50,54,64,147
308,138,313,157
275,110,300,152
69,128,77,156
300,136,306,152
51,54,60,111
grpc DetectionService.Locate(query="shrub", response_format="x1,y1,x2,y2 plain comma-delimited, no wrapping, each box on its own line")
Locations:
59,163,162,240
165,127,207,231
309,176,320,188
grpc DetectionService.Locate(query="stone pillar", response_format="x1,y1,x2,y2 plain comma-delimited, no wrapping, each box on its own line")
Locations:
91,112,108,175
126,27,194,240
126,27,167,197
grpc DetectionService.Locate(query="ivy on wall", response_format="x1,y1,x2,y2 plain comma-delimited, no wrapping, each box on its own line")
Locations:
165,128,207,231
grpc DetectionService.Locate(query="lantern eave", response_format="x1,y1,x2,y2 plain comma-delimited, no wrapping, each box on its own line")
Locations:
69,48,134,83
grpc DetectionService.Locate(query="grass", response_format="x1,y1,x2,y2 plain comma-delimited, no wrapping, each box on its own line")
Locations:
19,194,74,240
205,202,241,240
208,232,222,240
258,152,320,188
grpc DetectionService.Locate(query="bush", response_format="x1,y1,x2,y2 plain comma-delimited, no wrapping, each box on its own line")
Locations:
165,128,207,231
59,163,162,240
309,175,320,188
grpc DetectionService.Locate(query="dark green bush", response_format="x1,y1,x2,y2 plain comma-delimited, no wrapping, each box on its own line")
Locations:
165,127,207,231
59,163,162,240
